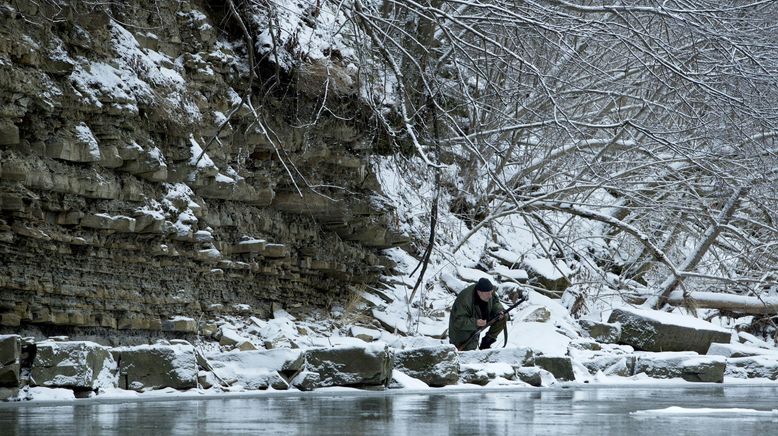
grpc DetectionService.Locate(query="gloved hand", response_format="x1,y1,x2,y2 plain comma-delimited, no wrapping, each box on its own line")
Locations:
479,336,497,350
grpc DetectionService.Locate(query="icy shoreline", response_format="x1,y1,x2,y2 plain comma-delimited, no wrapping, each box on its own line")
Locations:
5,379,778,408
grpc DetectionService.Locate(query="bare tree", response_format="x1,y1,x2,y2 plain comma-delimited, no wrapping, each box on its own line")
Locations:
231,1,778,322
341,0,778,315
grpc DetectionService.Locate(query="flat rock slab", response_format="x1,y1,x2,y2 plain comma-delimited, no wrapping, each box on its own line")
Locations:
609,307,731,354
295,345,392,390
112,343,197,391
707,343,778,358
725,356,778,380
0,335,21,387
634,352,726,382
393,345,459,387
32,341,116,390
458,347,534,366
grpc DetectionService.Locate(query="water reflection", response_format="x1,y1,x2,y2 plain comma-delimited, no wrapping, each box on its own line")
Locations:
0,386,776,435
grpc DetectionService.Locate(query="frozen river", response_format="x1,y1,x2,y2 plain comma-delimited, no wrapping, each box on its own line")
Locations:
1,385,776,435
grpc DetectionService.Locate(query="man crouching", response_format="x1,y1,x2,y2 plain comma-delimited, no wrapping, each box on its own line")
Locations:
448,278,506,351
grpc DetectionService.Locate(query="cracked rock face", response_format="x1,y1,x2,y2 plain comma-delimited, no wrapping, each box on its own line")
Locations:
0,0,403,336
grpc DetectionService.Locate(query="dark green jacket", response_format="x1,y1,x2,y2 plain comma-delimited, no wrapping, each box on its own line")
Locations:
448,284,504,348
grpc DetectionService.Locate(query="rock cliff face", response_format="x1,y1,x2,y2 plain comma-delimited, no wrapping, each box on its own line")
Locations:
0,0,401,337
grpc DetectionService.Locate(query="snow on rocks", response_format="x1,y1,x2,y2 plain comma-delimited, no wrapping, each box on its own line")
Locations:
579,320,621,343
707,343,778,358
350,326,382,342
4,287,778,402
492,264,529,283
456,267,491,283
515,367,555,387
724,356,778,381
522,257,572,293
293,344,393,391
633,352,726,383
390,370,430,389
31,341,116,390
218,327,253,349
208,348,302,390
111,343,197,391
459,362,517,385
161,316,198,333
392,345,459,387
458,347,534,367
457,365,490,385
608,307,732,354
569,343,637,378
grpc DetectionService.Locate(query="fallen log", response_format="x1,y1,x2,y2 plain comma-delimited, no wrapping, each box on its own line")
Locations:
666,291,778,315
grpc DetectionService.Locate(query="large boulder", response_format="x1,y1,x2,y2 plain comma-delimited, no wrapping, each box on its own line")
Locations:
634,352,726,382
0,335,21,387
724,356,778,380
31,341,116,390
207,349,304,390
112,343,197,391
293,345,392,390
534,356,575,381
608,307,731,354
393,345,458,387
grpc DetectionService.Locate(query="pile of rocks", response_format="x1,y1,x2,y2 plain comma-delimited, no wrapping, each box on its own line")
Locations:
2,305,778,401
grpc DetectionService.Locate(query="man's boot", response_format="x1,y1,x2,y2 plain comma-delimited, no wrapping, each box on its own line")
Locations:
479,336,496,350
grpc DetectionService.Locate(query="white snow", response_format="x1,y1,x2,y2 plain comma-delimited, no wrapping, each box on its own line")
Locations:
74,122,101,159
18,387,76,402
505,322,571,357
707,343,778,357
523,258,572,281
189,135,216,170
493,265,529,281
631,406,778,416
456,267,491,283
391,370,430,389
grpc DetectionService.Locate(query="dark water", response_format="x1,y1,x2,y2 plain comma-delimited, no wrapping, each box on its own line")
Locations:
1,385,777,435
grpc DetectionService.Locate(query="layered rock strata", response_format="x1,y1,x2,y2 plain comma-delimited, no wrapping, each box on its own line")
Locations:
0,0,401,336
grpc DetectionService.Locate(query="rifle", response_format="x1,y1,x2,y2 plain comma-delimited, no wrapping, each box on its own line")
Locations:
456,294,527,352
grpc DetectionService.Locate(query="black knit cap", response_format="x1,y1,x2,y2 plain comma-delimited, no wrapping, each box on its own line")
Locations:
475,278,494,292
